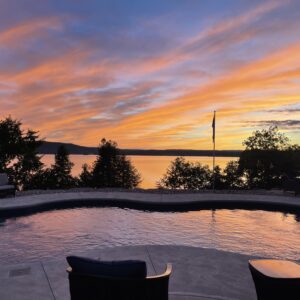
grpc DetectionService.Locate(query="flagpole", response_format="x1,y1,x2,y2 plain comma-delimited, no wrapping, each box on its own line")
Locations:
213,133,215,192
212,111,216,192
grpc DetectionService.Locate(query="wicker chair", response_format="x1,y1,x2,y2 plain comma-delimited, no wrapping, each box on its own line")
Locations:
67,260,172,300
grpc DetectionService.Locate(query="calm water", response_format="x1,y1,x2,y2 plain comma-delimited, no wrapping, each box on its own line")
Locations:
0,208,299,264
41,155,237,188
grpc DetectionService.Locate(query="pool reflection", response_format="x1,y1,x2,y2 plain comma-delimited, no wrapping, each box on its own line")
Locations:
0,208,299,264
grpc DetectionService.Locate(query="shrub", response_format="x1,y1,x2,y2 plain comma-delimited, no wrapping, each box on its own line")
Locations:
158,157,211,190
223,161,244,189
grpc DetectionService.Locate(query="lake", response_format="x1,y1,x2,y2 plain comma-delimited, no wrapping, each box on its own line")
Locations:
41,155,237,188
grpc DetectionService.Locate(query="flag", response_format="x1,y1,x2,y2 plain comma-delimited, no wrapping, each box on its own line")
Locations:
212,111,216,143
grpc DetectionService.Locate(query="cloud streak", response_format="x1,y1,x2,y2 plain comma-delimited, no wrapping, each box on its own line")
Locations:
0,0,300,149
242,120,300,129
0,17,63,46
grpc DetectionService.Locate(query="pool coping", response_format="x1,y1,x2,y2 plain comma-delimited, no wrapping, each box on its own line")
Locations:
0,191,299,217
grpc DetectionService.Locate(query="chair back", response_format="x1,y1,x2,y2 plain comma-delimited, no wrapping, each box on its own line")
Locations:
67,263,172,300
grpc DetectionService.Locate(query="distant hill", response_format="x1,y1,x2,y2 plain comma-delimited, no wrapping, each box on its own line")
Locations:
38,141,96,155
38,141,242,157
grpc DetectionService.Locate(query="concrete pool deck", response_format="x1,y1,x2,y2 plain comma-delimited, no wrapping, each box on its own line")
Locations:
0,191,299,217
0,245,263,300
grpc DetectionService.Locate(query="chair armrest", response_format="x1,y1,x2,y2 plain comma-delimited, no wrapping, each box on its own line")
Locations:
147,263,172,279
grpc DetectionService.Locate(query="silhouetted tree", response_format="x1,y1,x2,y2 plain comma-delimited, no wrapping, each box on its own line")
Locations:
238,126,300,189
242,126,288,151
50,145,75,188
90,139,141,188
28,145,76,189
28,168,53,190
14,130,44,189
211,165,227,189
0,117,44,189
0,117,23,170
158,157,211,189
223,161,244,189
79,163,93,187
115,155,141,188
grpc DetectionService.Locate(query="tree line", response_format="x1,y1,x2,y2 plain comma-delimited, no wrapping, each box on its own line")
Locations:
159,126,300,189
0,117,140,190
0,116,299,191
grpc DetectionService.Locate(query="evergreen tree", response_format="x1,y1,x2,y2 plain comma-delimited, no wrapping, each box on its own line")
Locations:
79,163,93,187
50,145,75,188
90,139,141,188
0,116,23,170
114,155,141,188
0,116,44,189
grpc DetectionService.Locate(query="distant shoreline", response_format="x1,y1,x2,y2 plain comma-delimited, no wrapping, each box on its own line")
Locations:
38,141,241,157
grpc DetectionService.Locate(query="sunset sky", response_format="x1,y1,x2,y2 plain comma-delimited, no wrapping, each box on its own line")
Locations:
1,0,300,149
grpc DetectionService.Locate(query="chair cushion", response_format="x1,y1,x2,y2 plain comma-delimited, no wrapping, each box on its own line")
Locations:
66,256,147,278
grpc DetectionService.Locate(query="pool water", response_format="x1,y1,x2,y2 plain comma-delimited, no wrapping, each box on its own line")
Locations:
0,207,299,264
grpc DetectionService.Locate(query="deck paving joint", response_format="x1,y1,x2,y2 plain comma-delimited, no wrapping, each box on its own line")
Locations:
41,262,56,300
146,245,157,274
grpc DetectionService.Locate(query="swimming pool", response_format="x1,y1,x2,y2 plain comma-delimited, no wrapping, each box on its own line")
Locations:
0,207,299,264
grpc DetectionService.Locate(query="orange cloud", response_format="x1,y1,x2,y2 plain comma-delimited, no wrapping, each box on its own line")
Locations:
0,16,63,46
1,0,300,149
95,42,300,149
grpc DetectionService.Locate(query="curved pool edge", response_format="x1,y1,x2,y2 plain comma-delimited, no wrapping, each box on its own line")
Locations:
0,191,299,218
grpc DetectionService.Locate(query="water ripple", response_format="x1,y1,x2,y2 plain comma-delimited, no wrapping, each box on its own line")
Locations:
0,207,299,264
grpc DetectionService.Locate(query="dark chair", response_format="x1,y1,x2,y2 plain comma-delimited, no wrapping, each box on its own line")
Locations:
249,259,300,300
0,173,15,198
66,256,172,300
